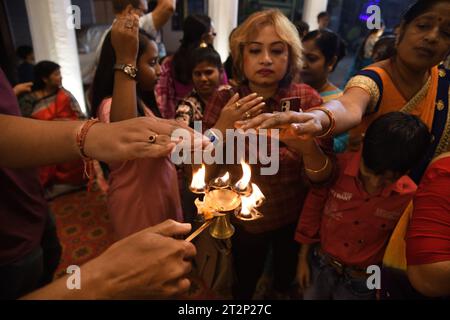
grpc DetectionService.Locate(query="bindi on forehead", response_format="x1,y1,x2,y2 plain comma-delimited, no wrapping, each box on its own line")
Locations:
415,13,449,26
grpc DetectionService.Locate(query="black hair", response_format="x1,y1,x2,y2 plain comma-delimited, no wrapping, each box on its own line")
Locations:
302,30,346,72
172,14,212,84
402,0,447,26
16,45,33,60
317,11,329,20
91,29,156,118
396,0,448,50
188,45,222,77
112,0,142,14
148,0,157,11
362,112,431,176
33,60,60,91
372,35,396,62
295,21,310,38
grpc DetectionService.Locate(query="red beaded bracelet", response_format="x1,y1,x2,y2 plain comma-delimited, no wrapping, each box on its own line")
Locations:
76,119,100,160
76,119,100,188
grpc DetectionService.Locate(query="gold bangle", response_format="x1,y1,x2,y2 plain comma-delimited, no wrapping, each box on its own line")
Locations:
308,107,336,139
304,156,329,174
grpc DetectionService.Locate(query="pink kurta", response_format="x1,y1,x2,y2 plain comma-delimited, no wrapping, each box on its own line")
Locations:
98,98,183,239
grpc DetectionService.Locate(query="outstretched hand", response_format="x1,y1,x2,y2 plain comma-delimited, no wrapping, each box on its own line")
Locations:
235,111,324,139
84,116,211,162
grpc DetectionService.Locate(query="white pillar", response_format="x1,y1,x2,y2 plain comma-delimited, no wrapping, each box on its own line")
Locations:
302,0,328,31
25,0,86,114
208,0,238,62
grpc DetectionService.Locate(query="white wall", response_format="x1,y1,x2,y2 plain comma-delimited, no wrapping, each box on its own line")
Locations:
208,0,238,62
302,0,329,31
25,0,86,113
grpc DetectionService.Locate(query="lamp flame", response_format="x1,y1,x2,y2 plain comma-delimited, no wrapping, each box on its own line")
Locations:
190,164,206,193
240,183,265,218
221,172,230,181
234,160,252,194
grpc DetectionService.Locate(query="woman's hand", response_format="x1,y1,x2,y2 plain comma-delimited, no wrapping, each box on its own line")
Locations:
278,124,316,155
214,93,266,134
13,82,33,96
111,13,139,65
236,111,325,138
83,117,210,162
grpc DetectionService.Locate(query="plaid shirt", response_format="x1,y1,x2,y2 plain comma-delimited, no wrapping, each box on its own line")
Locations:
203,84,329,233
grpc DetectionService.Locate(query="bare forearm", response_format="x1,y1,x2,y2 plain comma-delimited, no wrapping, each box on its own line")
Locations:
21,263,105,300
312,91,369,135
407,262,450,297
301,140,332,183
152,0,176,30
110,70,137,122
311,100,360,135
299,243,311,261
0,115,82,168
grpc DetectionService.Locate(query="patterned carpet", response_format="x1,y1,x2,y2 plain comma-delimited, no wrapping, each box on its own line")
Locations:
48,186,271,299
49,186,114,279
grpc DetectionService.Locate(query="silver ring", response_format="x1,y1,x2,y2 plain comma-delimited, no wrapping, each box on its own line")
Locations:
125,20,134,29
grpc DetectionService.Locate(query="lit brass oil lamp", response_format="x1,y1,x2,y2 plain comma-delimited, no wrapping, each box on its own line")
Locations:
187,161,265,241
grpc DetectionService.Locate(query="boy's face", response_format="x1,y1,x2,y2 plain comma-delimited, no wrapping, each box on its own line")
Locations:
359,160,401,195
318,16,330,29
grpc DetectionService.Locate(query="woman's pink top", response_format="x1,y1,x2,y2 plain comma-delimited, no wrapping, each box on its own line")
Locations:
98,98,183,240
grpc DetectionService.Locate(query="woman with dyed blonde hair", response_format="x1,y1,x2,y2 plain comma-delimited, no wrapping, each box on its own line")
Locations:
229,9,303,86
202,9,331,299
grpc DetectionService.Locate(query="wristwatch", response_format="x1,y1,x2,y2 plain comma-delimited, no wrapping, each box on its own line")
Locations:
114,64,138,79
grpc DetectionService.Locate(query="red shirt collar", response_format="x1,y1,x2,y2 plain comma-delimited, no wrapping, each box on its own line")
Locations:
343,151,417,197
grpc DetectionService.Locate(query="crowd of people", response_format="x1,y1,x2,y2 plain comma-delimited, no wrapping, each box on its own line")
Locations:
1,0,449,300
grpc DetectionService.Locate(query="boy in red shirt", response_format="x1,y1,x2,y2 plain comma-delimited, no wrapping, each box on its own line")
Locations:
295,112,431,300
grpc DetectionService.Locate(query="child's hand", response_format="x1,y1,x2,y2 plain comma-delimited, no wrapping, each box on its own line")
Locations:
296,256,311,290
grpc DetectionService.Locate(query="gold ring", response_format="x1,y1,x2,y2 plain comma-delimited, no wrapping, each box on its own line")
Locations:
125,20,134,29
148,134,158,143
235,101,241,109
244,111,251,119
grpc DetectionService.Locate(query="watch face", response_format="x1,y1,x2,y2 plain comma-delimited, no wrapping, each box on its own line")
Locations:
124,65,136,77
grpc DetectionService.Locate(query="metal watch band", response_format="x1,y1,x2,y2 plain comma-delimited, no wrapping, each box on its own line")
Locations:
113,63,138,79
